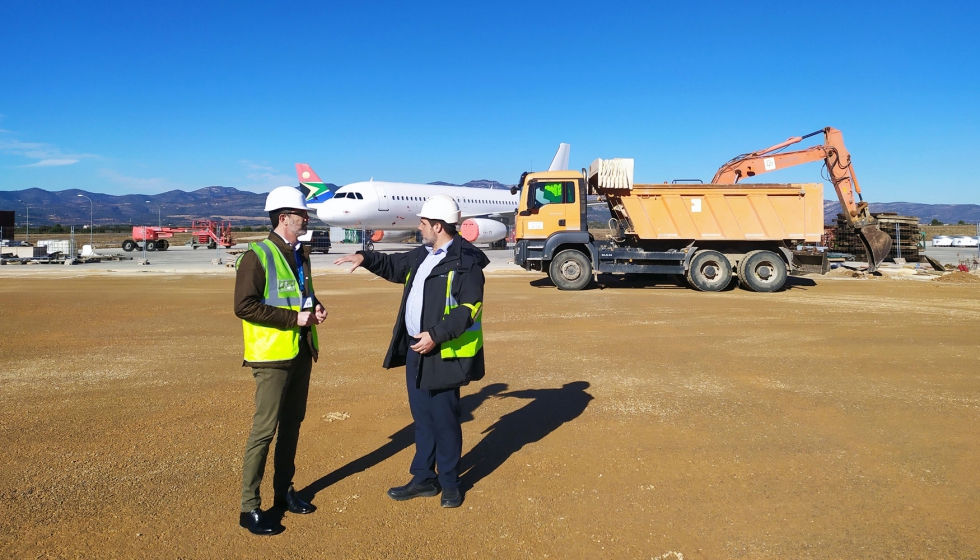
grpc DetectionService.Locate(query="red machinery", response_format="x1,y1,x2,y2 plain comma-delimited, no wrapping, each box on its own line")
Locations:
121,220,236,251
188,220,235,250
712,127,892,270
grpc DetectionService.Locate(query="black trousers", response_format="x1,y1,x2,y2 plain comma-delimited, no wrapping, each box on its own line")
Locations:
406,345,462,489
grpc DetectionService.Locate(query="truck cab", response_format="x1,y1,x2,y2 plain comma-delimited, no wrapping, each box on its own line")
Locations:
514,170,597,290
515,171,585,239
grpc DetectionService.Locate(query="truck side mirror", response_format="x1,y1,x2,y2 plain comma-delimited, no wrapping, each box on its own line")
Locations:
510,186,518,195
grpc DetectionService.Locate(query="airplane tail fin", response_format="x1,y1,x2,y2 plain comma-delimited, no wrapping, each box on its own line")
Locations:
295,163,336,201
548,143,571,171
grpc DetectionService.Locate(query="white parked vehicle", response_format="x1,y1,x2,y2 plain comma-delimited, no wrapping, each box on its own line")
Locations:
932,235,954,247
951,236,979,247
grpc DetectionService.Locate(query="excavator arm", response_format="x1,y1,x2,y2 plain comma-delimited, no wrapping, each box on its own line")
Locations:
712,127,892,271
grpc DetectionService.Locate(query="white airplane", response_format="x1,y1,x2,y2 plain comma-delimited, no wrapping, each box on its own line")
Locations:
296,143,571,244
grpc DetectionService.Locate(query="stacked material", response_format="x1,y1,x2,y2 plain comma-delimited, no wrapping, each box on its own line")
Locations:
832,213,920,261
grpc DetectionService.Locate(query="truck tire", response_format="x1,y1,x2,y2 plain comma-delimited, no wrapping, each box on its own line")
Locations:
549,249,592,291
122,239,136,252
686,250,732,292
739,250,787,292
145,241,157,251
160,240,169,251
207,241,217,250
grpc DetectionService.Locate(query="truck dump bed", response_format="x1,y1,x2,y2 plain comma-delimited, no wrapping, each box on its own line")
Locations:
603,182,824,243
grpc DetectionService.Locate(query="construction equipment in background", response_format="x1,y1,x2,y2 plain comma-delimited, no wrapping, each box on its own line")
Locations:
187,220,235,250
121,220,236,251
712,127,892,270
831,213,920,262
513,161,825,292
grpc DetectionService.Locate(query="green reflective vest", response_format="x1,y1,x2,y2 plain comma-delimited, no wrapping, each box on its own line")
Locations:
405,268,483,359
237,239,319,362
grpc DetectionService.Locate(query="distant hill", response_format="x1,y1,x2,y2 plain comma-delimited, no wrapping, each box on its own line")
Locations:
0,180,506,226
428,180,513,190
822,201,980,225
0,186,274,226
2,186,974,227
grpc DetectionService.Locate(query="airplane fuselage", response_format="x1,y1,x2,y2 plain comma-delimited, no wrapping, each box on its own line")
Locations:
314,180,519,230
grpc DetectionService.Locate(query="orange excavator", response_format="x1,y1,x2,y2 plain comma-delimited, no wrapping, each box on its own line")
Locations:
712,127,892,271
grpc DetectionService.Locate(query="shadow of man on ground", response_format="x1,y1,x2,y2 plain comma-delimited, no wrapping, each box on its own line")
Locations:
299,383,508,500
459,381,593,492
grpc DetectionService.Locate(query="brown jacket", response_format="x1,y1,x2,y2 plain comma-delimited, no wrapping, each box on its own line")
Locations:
234,232,319,368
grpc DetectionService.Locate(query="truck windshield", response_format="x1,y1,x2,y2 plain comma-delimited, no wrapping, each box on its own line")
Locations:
532,181,575,208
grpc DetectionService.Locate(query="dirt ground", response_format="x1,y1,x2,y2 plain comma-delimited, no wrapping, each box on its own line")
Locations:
1,273,979,558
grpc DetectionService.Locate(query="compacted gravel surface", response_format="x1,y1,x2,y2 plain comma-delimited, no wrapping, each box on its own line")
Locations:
1,273,979,558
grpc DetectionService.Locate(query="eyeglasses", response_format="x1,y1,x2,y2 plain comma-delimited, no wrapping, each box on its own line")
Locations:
281,211,309,219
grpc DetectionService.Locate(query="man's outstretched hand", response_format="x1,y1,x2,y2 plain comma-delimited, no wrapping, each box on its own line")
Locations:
333,253,365,273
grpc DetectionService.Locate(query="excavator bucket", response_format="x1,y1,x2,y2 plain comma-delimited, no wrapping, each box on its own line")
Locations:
859,225,893,272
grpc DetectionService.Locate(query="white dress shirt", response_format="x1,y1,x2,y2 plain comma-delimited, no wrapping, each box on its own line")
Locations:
405,240,452,338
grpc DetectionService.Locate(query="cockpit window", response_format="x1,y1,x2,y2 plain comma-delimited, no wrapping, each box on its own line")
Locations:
354,192,363,199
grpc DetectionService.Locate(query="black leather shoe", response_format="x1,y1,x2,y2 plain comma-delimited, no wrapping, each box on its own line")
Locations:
386,479,441,501
239,509,284,536
274,489,316,514
440,487,463,508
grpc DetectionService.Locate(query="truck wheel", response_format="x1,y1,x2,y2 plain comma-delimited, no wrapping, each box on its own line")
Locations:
208,241,217,250
686,250,732,292
550,250,592,291
160,240,169,251
739,250,787,292
122,239,136,252
145,241,157,251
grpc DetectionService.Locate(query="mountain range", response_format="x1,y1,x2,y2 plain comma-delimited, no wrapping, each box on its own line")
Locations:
1,185,976,227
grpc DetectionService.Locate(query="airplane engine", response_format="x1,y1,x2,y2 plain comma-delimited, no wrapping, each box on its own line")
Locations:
370,230,413,242
460,218,507,243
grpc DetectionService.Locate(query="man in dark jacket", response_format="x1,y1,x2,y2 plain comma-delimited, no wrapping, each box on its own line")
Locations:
334,194,489,508
234,186,327,535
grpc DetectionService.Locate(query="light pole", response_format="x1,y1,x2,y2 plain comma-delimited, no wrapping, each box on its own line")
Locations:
146,200,162,228
17,201,31,243
77,194,93,248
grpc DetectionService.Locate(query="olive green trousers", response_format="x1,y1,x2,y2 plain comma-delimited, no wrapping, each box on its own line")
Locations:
240,347,312,512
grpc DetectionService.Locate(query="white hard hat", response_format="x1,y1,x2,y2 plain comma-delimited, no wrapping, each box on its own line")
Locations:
264,186,309,212
418,194,461,225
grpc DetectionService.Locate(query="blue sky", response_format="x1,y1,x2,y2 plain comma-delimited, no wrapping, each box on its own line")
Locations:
1,1,977,203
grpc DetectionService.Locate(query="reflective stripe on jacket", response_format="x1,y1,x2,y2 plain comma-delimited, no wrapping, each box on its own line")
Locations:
237,239,319,362
440,269,483,358
404,268,484,359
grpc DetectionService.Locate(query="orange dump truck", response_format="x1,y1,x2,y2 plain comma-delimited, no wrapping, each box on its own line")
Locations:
513,159,825,292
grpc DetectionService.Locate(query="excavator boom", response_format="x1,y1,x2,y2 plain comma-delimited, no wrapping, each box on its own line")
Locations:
712,127,892,270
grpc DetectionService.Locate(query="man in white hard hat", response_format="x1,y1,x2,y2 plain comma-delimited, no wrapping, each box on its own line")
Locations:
234,186,328,535
334,194,489,508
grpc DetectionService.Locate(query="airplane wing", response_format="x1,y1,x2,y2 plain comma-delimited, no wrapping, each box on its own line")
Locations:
460,211,515,220
548,143,571,171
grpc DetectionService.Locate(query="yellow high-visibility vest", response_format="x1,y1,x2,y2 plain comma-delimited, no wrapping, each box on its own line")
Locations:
237,240,319,362
405,268,483,359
